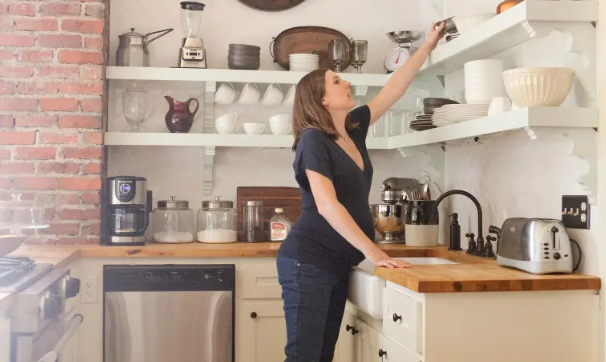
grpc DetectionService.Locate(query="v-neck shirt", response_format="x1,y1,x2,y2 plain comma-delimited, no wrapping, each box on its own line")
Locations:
278,105,374,278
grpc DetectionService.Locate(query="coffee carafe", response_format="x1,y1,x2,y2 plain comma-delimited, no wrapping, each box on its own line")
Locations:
104,176,151,245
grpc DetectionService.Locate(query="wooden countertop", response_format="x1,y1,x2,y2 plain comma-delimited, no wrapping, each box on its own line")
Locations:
5,243,601,294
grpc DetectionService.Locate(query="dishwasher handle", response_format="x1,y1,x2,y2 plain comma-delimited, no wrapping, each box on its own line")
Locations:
37,314,83,362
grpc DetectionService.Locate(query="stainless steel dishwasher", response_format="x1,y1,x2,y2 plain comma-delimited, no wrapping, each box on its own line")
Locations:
103,265,235,362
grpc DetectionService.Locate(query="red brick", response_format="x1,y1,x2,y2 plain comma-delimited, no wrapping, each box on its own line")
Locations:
13,177,57,190
81,222,100,235
0,98,37,111
0,34,35,47
0,50,14,61
58,116,100,129
1,3,35,16
81,66,103,79
39,223,80,235
54,193,80,205
83,162,100,174
81,193,99,204
62,147,102,159
0,66,34,78
84,3,104,17
59,50,103,65
39,3,81,16
80,98,102,112
60,82,102,95
0,177,11,188
0,131,35,145
83,37,102,50
58,237,97,245
62,19,103,34
0,149,10,160
82,131,102,144
40,98,79,111
14,147,56,160
58,177,101,191
0,81,14,95
37,34,81,48
39,132,78,144
15,18,58,31
37,162,79,174
18,50,53,63
0,115,14,128
58,208,99,220
0,18,13,31
0,162,34,174
37,66,79,79
17,82,59,95
0,192,34,201
15,115,56,127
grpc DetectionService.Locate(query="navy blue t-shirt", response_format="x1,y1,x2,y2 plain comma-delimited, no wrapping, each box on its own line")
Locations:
278,105,374,278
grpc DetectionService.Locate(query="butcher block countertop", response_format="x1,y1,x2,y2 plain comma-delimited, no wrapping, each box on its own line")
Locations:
6,243,601,294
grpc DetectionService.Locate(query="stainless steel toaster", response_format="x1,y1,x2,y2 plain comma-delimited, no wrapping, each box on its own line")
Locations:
496,218,574,274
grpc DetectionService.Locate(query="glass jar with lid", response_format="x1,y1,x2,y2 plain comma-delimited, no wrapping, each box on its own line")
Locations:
152,196,195,243
0,193,50,256
197,196,237,243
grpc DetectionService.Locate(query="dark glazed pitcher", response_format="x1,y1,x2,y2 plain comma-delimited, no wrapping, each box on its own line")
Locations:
164,96,200,133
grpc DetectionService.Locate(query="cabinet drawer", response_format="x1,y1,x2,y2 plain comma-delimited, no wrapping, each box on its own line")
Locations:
239,264,281,299
381,336,422,362
383,287,422,354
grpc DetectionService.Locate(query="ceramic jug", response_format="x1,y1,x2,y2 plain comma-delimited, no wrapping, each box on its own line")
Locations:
164,96,200,133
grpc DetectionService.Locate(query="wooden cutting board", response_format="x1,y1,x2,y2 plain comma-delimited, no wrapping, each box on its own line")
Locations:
238,0,306,11
236,187,301,241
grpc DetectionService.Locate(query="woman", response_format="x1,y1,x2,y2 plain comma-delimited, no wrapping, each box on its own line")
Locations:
277,23,445,362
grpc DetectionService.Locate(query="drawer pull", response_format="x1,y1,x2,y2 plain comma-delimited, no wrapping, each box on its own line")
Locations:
250,312,257,319
378,349,387,357
392,313,402,322
346,325,359,335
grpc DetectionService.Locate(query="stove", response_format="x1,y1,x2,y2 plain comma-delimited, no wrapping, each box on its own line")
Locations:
0,257,53,293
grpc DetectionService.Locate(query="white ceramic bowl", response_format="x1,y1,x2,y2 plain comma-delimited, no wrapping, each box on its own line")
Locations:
502,67,574,107
453,13,495,34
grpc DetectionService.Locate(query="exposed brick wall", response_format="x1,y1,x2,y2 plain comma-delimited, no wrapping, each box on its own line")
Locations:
0,0,107,245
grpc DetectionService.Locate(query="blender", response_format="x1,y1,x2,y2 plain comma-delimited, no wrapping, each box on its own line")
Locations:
178,1,207,68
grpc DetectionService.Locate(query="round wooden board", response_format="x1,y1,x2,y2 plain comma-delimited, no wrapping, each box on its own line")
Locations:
238,0,307,11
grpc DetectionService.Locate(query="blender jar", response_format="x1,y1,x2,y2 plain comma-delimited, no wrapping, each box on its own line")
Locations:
197,197,237,243
180,1,205,39
152,197,194,243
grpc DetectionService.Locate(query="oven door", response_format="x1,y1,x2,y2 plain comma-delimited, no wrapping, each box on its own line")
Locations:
12,314,82,362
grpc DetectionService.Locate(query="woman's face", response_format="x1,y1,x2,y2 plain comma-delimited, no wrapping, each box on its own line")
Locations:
322,70,355,111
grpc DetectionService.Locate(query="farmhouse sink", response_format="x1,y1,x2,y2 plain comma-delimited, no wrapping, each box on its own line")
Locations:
348,257,459,320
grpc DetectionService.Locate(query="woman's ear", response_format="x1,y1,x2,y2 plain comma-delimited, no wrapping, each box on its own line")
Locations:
321,98,328,107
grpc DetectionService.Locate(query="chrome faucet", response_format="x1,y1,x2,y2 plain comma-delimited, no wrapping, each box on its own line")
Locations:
434,190,485,257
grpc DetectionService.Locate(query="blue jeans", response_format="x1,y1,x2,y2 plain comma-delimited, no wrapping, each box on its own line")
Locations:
277,256,349,362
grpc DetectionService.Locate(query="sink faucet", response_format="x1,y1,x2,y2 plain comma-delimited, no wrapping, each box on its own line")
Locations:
434,190,485,257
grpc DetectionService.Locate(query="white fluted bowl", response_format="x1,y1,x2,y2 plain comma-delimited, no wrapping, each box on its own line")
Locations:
502,67,574,107
452,13,495,34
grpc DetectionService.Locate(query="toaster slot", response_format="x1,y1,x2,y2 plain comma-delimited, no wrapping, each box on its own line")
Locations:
551,226,560,250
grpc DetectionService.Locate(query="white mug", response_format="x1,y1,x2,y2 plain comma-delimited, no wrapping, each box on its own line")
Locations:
269,114,291,135
243,123,265,135
488,96,512,116
282,85,296,106
215,113,239,134
215,82,235,105
238,83,260,105
261,83,284,106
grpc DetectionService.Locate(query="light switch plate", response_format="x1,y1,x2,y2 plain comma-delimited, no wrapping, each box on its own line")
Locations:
562,195,590,229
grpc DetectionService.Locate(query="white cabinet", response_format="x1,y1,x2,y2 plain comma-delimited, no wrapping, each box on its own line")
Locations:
381,336,422,362
237,300,286,362
335,307,357,362
0,316,9,362
356,320,383,362
383,287,422,354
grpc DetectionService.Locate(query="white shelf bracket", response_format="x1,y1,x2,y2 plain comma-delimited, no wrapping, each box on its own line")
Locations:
354,85,368,97
204,81,217,134
561,129,598,205
203,146,216,196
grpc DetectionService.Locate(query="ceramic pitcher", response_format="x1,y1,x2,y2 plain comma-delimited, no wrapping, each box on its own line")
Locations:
164,96,200,133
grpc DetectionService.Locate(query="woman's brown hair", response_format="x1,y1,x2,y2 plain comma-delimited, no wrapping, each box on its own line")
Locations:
292,68,356,151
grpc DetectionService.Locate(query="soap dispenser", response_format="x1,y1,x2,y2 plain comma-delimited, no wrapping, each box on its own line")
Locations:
449,213,462,251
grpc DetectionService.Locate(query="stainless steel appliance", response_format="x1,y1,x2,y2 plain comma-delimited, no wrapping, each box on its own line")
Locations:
104,265,235,362
495,218,581,274
9,266,81,362
116,28,173,67
105,176,150,245
179,1,207,68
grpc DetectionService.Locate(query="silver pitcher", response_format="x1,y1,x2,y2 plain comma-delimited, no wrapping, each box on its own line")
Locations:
116,28,173,67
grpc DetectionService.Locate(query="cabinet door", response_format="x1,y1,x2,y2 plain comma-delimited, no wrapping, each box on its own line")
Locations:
381,337,422,362
0,317,10,362
238,300,287,362
355,319,383,362
334,307,357,362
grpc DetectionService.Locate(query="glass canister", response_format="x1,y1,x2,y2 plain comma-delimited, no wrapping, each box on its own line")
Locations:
243,200,264,242
197,196,237,243
152,196,195,243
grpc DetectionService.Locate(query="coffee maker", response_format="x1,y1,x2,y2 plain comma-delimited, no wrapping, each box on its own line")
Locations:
104,176,150,245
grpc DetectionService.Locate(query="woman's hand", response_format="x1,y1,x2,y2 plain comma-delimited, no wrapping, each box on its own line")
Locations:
365,247,411,268
425,22,446,50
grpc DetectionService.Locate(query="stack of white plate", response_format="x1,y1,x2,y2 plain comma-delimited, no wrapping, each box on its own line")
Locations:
289,53,319,72
432,104,490,126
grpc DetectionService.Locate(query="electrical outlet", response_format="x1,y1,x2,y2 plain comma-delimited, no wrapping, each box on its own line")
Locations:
81,276,98,304
562,195,590,229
